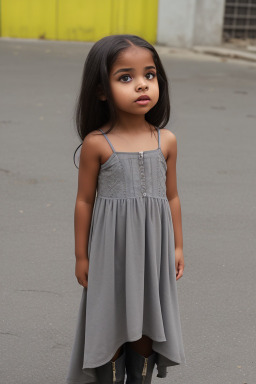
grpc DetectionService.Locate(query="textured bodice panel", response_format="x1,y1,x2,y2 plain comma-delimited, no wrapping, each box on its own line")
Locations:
97,148,167,199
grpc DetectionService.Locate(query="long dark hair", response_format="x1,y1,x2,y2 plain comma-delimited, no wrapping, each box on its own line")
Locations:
73,34,170,165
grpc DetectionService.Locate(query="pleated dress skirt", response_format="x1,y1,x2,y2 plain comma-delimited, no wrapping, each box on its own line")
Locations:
66,128,186,383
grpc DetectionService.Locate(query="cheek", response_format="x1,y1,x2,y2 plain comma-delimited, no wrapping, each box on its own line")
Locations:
113,84,125,95
153,83,160,101
111,83,131,103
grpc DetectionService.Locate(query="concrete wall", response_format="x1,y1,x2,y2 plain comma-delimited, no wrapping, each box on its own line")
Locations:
157,0,197,47
193,0,226,45
157,0,226,47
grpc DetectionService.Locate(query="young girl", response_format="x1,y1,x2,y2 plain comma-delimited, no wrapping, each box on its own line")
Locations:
67,34,186,384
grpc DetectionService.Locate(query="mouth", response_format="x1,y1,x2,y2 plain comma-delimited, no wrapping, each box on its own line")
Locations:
135,95,151,105
135,95,151,102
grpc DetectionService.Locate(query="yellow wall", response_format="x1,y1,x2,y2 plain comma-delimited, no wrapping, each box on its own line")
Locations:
1,0,158,43
1,0,56,40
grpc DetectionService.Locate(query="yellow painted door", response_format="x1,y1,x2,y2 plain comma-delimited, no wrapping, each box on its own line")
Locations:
1,0,56,39
1,0,158,44
110,0,158,43
57,0,112,42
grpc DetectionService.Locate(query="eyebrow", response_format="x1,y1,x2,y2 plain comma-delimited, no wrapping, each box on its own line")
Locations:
113,66,156,76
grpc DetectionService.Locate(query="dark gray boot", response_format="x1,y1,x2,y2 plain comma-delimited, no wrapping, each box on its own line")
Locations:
95,345,126,383
125,343,157,384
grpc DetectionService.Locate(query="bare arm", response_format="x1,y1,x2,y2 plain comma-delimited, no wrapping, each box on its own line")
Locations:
74,132,100,287
165,131,184,280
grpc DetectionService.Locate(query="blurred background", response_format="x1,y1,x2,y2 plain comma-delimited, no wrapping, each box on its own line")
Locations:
1,1,256,384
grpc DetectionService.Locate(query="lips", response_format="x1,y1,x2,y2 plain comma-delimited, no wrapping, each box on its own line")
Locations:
135,95,150,101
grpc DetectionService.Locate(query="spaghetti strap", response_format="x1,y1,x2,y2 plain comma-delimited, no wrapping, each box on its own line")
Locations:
98,128,116,153
156,127,160,149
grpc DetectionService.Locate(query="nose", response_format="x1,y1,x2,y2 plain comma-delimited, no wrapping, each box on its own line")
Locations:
136,82,149,92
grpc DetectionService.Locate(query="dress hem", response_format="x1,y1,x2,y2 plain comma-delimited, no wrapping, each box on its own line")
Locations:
83,331,185,369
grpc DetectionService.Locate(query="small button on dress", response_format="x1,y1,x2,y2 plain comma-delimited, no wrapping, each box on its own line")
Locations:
66,127,186,384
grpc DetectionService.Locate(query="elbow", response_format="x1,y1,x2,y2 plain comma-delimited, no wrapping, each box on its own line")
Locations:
167,192,179,203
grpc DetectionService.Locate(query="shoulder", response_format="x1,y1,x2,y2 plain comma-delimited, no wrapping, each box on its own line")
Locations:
159,128,177,159
80,126,112,164
79,129,103,162
82,129,101,147
160,128,177,143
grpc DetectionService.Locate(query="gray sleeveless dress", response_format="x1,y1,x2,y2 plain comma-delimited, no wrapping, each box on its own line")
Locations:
66,127,186,384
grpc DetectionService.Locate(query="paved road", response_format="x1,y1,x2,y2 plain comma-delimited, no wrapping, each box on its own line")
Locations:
1,39,255,384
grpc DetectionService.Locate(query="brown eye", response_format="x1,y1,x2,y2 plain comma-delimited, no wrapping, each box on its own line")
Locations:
146,73,155,80
120,75,132,82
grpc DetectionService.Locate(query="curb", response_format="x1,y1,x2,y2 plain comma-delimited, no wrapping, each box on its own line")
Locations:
192,46,256,63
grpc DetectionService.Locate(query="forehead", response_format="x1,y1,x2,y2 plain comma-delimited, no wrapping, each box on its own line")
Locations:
111,46,155,70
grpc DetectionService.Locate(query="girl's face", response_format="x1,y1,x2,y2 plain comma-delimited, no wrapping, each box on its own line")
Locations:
108,46,159,117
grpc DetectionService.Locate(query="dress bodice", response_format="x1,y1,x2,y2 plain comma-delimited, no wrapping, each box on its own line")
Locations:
96,128,167,199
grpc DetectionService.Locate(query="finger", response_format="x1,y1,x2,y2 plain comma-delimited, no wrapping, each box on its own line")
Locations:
176,268,184,281
78,279,88,288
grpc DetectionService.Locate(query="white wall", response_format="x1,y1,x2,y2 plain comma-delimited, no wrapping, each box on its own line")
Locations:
193,0,225,45
157,0,226,47
157,0,197,47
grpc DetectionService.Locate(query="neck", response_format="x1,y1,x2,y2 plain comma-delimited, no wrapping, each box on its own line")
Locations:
113,112,151,133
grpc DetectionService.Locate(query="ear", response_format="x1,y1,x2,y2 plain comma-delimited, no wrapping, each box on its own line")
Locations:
96,84,107,101
99,94,107,101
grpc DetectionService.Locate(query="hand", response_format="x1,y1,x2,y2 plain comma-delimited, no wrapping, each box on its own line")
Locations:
75,258,89,288
175,248,184,281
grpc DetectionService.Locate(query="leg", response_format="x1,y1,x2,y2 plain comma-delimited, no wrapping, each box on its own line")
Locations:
112,345,123,361
95,344,126,383
125,335,157,383
127,334,153,357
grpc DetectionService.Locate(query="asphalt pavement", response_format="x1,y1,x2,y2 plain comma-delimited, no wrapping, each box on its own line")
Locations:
0,38,256,384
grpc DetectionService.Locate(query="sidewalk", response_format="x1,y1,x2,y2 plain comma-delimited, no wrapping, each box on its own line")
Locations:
192,43,256,63
155,39,256,64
